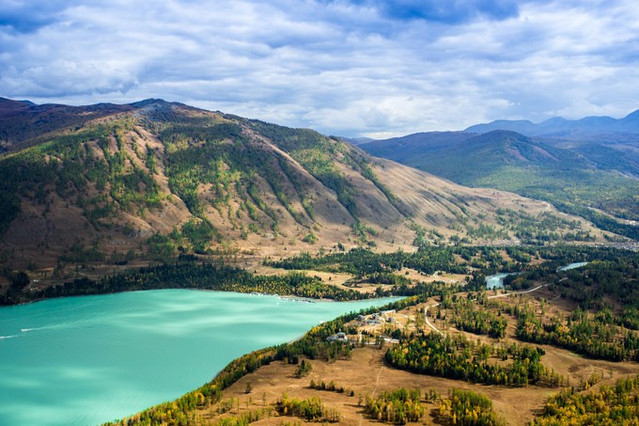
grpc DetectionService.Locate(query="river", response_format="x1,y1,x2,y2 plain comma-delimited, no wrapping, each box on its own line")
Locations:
485,272,515,290
0,290,399,425
485,262,590,289
558,262,589,271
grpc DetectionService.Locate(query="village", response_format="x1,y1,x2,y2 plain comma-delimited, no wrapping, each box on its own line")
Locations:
327,309,409,346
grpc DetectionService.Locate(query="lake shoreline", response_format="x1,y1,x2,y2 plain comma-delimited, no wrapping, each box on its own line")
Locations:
1,262,402,307
0,289,407,425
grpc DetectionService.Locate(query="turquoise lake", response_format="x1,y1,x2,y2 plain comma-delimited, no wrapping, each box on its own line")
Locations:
0,290,400,425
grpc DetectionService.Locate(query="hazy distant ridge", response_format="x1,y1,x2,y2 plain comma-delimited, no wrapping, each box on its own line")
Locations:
466,110,639,137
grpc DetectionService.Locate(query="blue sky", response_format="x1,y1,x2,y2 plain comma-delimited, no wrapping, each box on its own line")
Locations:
1,0,638,137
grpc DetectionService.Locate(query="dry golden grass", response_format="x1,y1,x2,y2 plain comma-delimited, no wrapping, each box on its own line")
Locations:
187,292,639,425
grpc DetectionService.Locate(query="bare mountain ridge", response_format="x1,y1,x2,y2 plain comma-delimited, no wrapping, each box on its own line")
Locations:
0,99,607,273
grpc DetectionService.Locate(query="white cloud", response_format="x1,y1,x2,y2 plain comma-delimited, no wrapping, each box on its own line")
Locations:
1,0,638,136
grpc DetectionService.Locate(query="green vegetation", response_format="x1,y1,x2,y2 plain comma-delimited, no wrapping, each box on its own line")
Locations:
0,189,20,234
89,243,638,425
515,305,639,362
1,107,415,257
249,121,397,220
438,389,503,426
386,332,564,387
301,232,317,244
146,234,177,261
494,208,594,243
0,263,384,305
213,407,274,425
362,131,639,239
5,244,634,311
498,252,639,361
58,243,106,263
159,119,311,229
308,379,354,396
248,121,358,218
510,254,639,311
179,218,220,253
441,296,508,338
364,388,425,424
293,359,312,378
352,271,412,286
533,375,639,425
0,123,163,232
268,245,632,281
480,168,639,240
276,394,341,422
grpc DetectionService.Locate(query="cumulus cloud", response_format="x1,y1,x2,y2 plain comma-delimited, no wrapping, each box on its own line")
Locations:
1,0,638,136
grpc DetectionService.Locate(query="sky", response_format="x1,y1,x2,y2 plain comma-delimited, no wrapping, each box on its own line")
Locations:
1,0,639,138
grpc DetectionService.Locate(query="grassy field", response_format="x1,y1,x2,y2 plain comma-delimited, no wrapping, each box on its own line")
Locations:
114,249,639,425
174,289,639,425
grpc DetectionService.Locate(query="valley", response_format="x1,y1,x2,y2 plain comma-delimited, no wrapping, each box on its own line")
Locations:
112,246,639,425
0,99,637,426
360,120,639,240
4,1,639,425
0,99,612,296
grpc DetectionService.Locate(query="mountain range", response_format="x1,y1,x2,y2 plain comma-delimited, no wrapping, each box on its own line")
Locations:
0,97,608,278
465,110,639,138
361,116,639,239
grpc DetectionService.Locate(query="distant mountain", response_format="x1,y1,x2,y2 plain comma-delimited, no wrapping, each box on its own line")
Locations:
356,131,470,163
361,129,639,239
0,98,605,275
365,130,593,183
338,136,375,145
466,110,639,138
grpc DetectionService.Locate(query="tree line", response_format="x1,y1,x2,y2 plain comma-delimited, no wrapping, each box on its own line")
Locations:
533,375,639,425
385,332,564,387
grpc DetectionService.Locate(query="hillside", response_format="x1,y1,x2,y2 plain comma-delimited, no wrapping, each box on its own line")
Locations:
0,99,608,281
361,130,639,239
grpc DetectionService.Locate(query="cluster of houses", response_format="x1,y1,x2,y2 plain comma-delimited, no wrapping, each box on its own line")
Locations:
326,310,399,343
326,332,348,343
357,309,396,326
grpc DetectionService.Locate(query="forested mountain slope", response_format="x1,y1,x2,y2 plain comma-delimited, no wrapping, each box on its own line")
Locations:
0,99,608,275
361,129,639,239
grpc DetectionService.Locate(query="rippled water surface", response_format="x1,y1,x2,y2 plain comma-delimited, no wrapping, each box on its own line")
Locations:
0,290,399,425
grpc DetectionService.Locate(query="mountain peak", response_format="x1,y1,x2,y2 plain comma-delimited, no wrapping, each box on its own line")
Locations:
129,98,171,108
465,119,538,135
477,129,531,139
621,109,639,122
